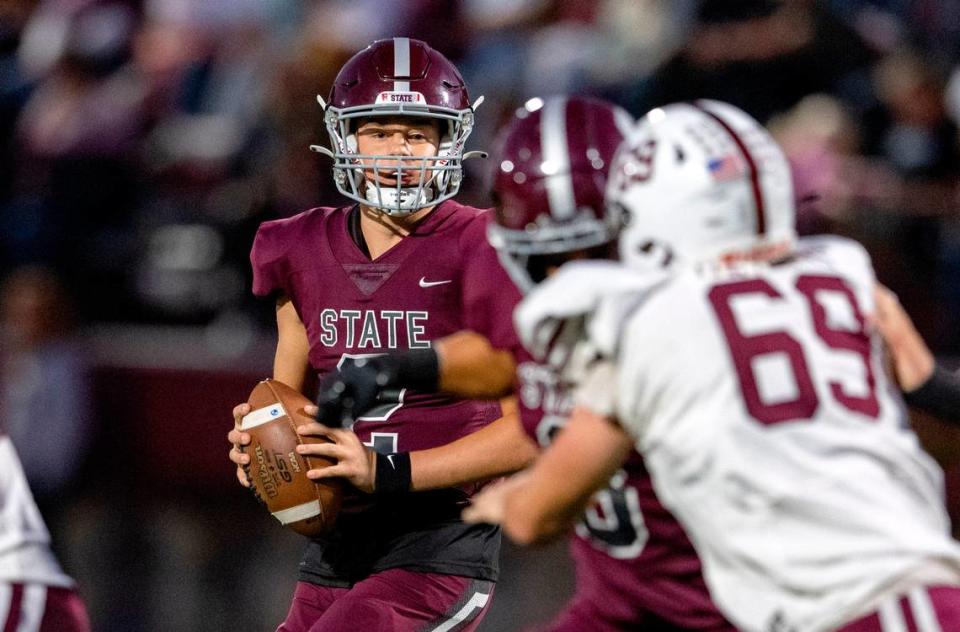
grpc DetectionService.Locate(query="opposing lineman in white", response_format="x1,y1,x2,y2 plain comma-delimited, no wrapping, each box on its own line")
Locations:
514,100,960,631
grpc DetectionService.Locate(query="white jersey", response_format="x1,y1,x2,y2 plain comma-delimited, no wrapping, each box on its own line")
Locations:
516,237,960,632
0,435,73,588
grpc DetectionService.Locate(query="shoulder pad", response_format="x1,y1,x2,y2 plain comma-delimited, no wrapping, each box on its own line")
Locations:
796,235,876,297
515,261,668,370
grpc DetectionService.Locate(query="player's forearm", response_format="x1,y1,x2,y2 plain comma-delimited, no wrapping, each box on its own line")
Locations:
887,332,936,394
436,331,517,399
874,284,935,392
409,401,537,491
503,407,632,546
872,286,960,424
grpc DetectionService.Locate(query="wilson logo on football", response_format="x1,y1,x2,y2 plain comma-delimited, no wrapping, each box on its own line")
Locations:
375,91,425,104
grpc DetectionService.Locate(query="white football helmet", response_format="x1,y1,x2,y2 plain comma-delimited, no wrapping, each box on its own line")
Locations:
608,100,796,271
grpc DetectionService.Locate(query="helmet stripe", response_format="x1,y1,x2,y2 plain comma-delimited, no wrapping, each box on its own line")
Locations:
393,37,411,92
541,97,576,220
693,103,766,236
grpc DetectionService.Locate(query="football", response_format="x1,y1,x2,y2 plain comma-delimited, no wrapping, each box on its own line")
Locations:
239,379,342,537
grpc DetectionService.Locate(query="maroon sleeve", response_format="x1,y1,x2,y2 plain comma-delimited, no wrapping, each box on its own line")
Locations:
459,213,524,354
250,219,291,297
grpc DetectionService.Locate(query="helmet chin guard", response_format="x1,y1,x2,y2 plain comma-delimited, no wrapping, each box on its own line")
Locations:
313,38,482,216
362,173,435,213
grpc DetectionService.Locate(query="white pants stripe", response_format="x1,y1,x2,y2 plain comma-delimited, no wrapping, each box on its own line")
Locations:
879,597,908,632
17,585,47,632
428,590,490,632
0,584,12,627
908,587,942,632
0,584,47,632
877,587,943,632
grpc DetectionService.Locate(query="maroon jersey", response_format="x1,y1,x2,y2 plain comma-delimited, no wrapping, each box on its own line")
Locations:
474,262,731,629
250,200,507,585
251,200,505,453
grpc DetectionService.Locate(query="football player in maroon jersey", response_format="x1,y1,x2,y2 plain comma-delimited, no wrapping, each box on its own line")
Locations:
227,38,534,632
298,96,735,630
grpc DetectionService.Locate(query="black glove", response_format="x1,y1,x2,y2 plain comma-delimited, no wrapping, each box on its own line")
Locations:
316,349,440,427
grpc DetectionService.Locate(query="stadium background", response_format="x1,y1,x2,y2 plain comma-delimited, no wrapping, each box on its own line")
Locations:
1,0,960,629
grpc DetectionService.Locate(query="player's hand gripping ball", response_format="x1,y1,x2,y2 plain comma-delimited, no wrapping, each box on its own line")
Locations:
240,379,342,536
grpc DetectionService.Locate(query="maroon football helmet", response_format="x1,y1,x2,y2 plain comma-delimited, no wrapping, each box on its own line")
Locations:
487,96,634,291
311,37,482,216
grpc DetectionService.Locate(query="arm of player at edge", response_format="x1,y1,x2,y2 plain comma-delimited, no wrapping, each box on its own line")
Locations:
873,284,935,392
229,296,313,487
464,405,633,547
874,284,960,417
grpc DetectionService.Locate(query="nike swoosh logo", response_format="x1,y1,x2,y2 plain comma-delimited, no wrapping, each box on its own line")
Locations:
419,277,452,288
386,454,397,469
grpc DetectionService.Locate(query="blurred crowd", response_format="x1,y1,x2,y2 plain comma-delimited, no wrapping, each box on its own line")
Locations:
2,0,960,630
1,0,959,351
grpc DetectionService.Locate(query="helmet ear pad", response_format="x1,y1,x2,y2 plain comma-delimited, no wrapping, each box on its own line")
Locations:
433,120,458,189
